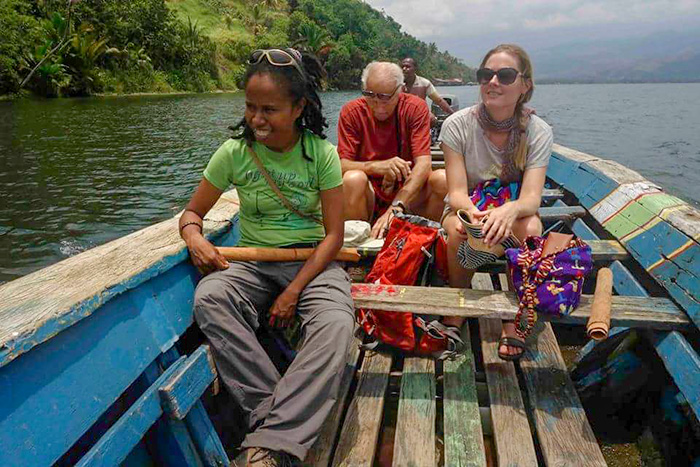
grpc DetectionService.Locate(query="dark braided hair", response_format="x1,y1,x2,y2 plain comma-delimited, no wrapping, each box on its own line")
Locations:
230,48,327,161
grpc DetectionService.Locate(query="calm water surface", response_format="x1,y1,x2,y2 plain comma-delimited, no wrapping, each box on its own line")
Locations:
1,84,699,283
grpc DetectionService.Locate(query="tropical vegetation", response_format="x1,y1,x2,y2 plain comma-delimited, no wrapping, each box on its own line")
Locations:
1,0,475,97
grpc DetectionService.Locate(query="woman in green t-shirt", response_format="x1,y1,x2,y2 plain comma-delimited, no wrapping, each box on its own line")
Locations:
178,49,353,466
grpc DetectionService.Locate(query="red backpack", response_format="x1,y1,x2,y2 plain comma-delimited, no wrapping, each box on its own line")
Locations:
355,213,463,359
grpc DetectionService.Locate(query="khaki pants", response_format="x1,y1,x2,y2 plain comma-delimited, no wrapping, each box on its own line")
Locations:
194,260,354,460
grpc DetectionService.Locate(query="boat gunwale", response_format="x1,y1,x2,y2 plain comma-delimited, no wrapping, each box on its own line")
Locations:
0,192,241,368
549,143,700,330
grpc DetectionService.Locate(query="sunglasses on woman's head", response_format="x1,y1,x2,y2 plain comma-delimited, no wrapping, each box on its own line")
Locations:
361,84,402,101
248,49,304,76
476,67,522,85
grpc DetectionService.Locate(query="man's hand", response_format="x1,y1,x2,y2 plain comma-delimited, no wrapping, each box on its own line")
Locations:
371,209,396,239
370,157,412,182
380,174,397,195
268,287,300,328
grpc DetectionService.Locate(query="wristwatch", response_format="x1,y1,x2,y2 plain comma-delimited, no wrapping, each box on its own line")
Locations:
391,199,407,213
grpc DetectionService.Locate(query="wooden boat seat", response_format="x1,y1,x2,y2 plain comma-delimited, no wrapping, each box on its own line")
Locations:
303,273,610,465
357,238,628,264
350,283,692,331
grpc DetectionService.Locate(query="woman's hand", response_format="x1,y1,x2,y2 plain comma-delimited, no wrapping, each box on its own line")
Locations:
185,234,229,275
460,206,482,224
269,287,300,328
444,212,469,242
474,202,519,246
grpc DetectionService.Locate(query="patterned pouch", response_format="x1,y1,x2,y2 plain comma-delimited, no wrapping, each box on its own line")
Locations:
456,178,522,269
506,235,593,339
470,178,520,210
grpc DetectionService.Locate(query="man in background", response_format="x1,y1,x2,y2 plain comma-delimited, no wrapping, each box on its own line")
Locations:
401,57,454,126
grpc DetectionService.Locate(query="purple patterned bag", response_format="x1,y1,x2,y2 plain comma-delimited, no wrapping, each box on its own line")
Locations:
505,235,592,339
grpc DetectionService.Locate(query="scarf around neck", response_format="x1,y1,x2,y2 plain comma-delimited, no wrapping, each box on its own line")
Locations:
476,103,534,182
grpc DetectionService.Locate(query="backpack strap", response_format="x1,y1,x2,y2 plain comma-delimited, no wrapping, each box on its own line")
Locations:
247,145,323,226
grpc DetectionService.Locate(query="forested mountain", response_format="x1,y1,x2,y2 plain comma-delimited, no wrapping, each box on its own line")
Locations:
1,0,475,97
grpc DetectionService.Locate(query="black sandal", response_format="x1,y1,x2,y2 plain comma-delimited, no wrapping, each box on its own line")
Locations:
497,336,527,361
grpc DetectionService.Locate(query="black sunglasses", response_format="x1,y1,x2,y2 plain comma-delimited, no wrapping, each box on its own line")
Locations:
476,67,522,85
248,49,304,76
361,84,402,101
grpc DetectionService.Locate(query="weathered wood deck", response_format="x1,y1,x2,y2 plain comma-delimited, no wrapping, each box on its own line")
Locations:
301,271,608,466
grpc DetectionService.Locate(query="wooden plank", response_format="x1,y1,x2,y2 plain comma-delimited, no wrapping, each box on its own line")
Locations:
76,357,190,467
306,343,362,466
359,239,626,262
479,319,537,467
333,351,392,467
519,324,607,466
157,347,228,467
351,284,692,331
0,191,241,368
393,357,436,467
647,330,700,420
160,346,217,420
473,273,537,467
551,144,601,164
140,359,204,467
443,323,487,467
539,205,586,222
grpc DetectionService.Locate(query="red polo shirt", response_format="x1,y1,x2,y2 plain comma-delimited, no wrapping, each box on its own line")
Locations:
337,93,431,164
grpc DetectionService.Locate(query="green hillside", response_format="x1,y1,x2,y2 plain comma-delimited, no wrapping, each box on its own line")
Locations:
1,0,475,97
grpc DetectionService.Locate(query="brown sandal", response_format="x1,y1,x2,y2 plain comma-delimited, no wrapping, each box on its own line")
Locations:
497,336,527,361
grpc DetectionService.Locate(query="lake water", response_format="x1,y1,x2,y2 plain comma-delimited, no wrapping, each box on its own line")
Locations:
1,83,698,283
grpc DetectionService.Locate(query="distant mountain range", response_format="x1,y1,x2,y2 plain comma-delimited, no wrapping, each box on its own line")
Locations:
532,30,700,83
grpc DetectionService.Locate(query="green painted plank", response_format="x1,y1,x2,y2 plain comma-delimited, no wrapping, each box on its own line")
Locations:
393,357,436,466
443,323,487,467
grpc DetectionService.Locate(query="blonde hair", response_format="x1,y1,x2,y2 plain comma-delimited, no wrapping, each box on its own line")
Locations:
480,44,534,171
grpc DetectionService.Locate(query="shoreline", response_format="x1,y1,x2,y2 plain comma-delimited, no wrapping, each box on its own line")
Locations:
4,81,700,101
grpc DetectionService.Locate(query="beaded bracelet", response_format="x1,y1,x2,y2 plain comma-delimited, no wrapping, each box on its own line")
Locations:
179,221,203,235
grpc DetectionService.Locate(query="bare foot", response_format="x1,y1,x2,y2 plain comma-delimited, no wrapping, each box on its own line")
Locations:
498,322,524,358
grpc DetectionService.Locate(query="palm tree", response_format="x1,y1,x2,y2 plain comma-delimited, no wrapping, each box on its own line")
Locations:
259,0,285,10
245,2,269,35
294,23,332,57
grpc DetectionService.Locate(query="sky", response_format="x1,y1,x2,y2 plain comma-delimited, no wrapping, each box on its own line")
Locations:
365,0,700,69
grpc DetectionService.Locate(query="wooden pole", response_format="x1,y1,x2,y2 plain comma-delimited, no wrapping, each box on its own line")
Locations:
217,247,361,263
587,268,613,340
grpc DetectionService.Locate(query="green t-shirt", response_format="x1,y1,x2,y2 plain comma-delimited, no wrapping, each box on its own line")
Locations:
203,132,342,247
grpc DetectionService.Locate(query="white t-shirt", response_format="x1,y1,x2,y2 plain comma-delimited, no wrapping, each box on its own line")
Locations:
406,75,439,101
439,105,553,191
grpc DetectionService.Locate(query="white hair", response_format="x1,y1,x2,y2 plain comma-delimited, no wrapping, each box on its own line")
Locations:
361,61,404,89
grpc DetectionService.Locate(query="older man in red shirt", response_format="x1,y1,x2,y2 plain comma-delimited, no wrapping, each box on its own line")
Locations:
338,61,447,238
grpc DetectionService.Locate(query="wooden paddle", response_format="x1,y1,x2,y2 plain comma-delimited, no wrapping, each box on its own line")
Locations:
217,247,361,263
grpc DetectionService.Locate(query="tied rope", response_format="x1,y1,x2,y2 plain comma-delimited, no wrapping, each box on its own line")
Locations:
475,103,534,183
